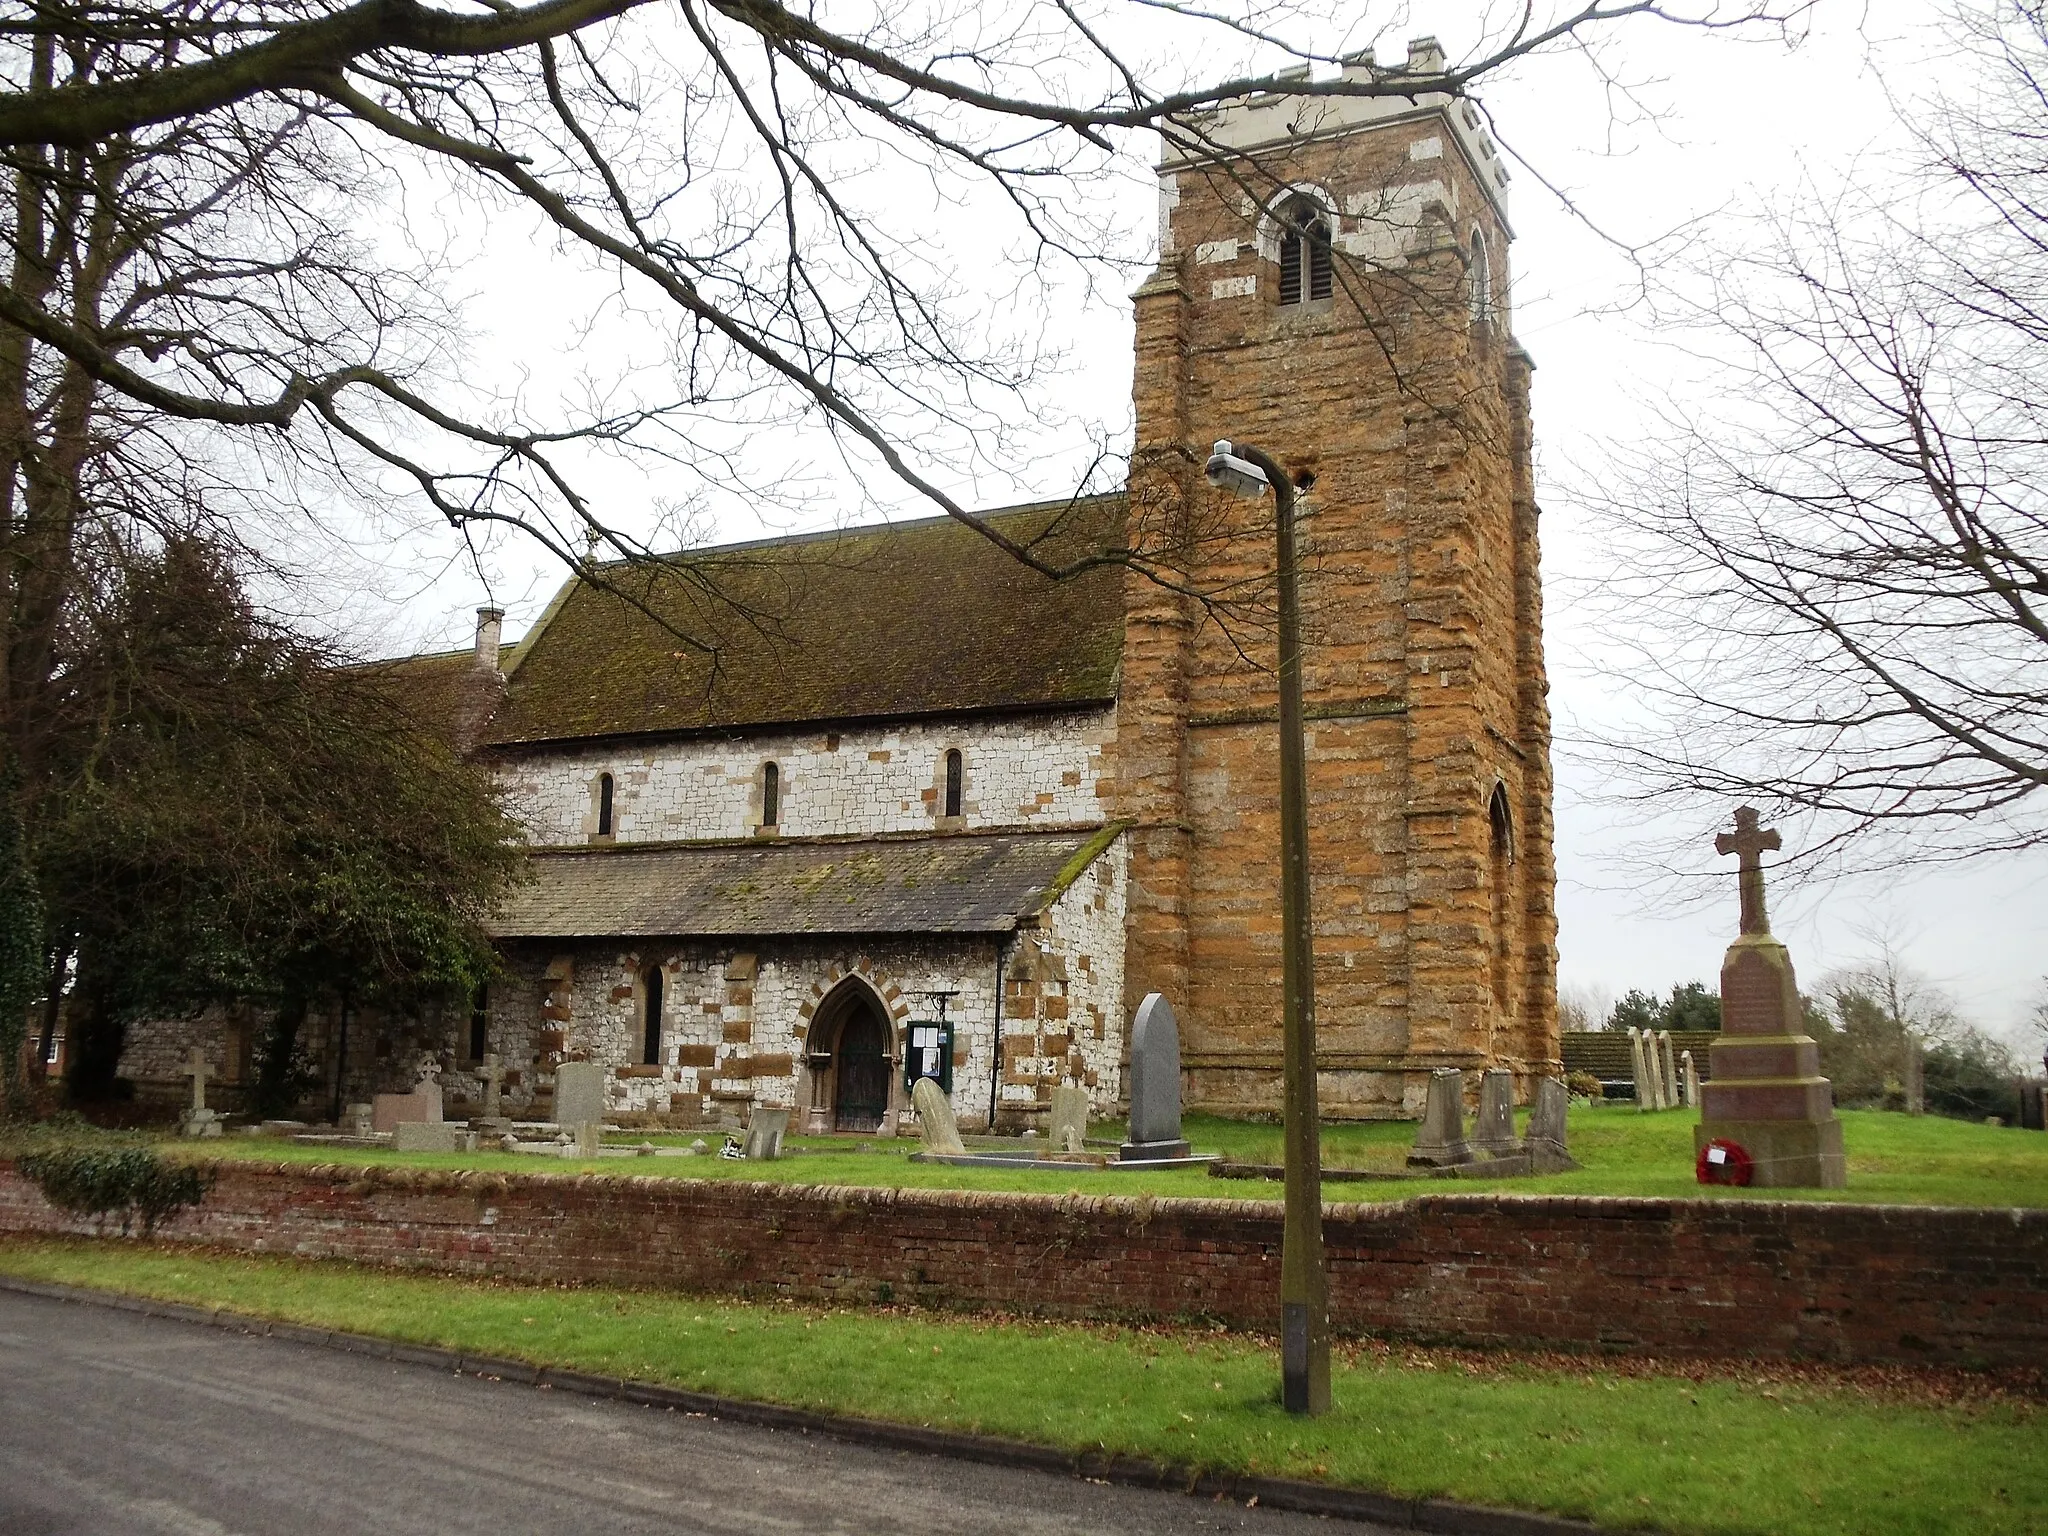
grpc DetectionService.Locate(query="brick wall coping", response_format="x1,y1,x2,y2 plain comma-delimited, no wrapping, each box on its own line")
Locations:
12,1155,2040,1232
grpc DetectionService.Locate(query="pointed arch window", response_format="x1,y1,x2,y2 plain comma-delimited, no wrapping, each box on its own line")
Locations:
642,964,664,1065
1469,229,1494,326
596,772,615,838
1277,195,1333,307
943,749,963,820
760,761,780,829
1488,784,1516,1009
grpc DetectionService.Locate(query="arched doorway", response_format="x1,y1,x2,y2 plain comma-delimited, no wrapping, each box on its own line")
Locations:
809,980,893,1133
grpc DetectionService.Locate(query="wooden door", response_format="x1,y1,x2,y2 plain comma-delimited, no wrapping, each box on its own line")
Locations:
834,1009,890,1133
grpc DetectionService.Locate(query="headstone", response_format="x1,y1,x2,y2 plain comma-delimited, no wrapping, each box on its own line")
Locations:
346,1102,375,1138
1697,806,1846,1187
1408,1068,1474,1167
1119,993,1191,1161
1680,1051,1700,1112
1628,1028,1653,1111
554,1060,606,1131
1659,1030,1680,1110
1472,1069,1521,1156
911,1077,965,1155
392,1122,477,1154
180,1048,222,1138
480,1053,504,1120
1048,1084,1089,1154
1526,1077,1579,1172
371,1065,442,1133
412,1058,445,1122
742,1106,789,1160
573,1120,602,1159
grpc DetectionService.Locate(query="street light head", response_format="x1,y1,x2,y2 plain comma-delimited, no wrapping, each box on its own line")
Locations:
1205,439,1270,500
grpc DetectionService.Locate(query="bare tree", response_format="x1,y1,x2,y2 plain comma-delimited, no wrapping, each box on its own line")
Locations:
1576,0,2048,873
0,1,1808,599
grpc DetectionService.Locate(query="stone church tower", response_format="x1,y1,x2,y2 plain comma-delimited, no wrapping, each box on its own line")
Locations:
1116,41,1558,1118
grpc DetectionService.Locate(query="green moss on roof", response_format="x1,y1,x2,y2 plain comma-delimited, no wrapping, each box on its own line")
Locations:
487,497,1125,747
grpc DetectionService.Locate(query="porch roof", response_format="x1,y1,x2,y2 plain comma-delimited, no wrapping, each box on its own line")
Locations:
486,826,1116,940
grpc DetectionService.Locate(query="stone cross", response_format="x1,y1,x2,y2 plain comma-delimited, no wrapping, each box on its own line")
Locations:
481,1053,504,1119
1714,806,1782,936
185,1048,210,1112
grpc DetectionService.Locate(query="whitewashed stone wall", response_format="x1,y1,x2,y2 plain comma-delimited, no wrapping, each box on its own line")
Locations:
475,836,1128,1129
995,837,1128,1118
496,708,1115,845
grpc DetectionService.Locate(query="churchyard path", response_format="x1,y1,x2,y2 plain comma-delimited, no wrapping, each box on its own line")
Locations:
0,1288,1393,1536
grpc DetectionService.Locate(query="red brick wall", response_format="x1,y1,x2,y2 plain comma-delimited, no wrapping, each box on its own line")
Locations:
5,1162,2041,1367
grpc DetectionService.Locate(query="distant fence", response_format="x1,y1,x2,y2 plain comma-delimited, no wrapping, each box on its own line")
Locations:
5,1159,2044,1369
1561,1031,1719,1094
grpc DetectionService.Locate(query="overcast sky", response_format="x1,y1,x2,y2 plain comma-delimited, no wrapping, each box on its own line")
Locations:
319,2,2045,1049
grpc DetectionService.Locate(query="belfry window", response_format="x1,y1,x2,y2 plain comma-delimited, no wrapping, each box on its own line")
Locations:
1469,230,1494,326
943,749,963,819
1277,196,1333,307
642,964,664,1066
761,761,780,828
596,772,615,838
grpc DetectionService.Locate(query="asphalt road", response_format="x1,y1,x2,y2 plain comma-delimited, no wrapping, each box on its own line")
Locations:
0,1288,1389,1535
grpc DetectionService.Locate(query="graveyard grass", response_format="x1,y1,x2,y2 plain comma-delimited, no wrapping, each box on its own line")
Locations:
0,1238,2039,1536
172,1105,2048,1208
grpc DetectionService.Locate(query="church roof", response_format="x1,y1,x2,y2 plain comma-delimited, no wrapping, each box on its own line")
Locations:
485,826,1119,939
486,496,1125,748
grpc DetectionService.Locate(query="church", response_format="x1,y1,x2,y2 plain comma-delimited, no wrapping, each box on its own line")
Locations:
122,39,1557,1131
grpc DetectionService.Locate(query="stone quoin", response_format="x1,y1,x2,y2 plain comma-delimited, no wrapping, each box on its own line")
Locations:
116,38,1555,1129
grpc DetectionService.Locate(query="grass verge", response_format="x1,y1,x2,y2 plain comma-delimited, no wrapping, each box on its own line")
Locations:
1,1237,2040,1536
165,1105,2048,1208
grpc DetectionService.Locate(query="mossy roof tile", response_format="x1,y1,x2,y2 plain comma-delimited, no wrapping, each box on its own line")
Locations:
487,829,1113,938
488,497,1125,747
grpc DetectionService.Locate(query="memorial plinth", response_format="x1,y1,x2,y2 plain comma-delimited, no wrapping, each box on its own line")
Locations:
1695,808,1846,1188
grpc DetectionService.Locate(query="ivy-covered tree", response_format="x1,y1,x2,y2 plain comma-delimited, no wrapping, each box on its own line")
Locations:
0,748,43,1110
32,539,525,1102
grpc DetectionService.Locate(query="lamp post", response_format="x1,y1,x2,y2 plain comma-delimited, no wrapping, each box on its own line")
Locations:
1204,438,1329,1416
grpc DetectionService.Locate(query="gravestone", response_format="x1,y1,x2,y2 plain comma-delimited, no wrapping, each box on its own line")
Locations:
480,1054,505,1121
911,1076,965,1156
1654,1031,1676,1108
346,1102,375,1138
1472,1069,1521,1156
1681,1051,1700,1111
1697,807,1846,1187
1119,993,1191,1162
1408,1069,1474,1167
573,1120,602,1158
553,1060,606,1131
742,1106,789,1160
1048,1084,1089,1154
371,1061,443,1133
1526,1077,1579,1172
393,1122,477,1154
180,1048,222,1138
1627,1028,1654,1111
